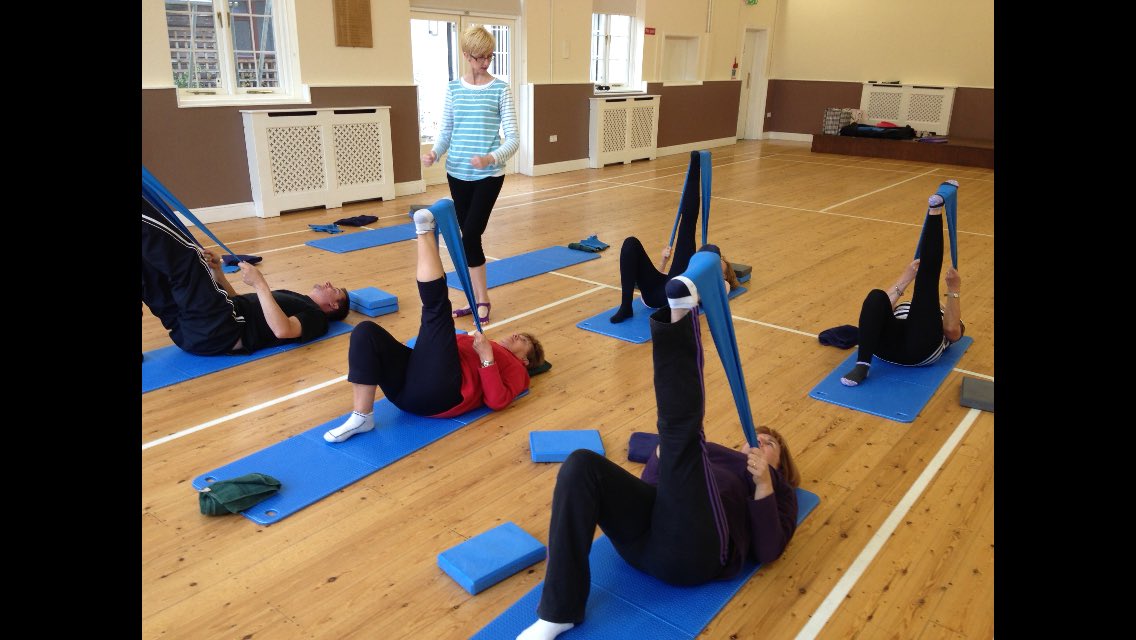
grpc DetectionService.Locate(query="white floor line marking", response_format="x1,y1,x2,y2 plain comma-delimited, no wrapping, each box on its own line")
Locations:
731,315,820,338
141,375,346,451
953,367,993,380
794,408,983,640
820,169,939,212
488,286,607,328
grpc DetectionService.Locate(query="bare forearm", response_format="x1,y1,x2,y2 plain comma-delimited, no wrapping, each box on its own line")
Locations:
942,293,962,341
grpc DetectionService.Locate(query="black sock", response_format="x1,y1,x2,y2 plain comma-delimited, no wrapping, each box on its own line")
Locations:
609,304,633,323
840,362,871,386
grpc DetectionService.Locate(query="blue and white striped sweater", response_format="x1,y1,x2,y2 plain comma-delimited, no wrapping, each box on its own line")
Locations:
432,77,519,181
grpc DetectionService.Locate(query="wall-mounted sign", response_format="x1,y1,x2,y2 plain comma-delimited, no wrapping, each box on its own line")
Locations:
645,27,656,35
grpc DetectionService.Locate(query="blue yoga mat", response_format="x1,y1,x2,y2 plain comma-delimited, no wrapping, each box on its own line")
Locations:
192,389,528,525
809,336,973,422
472,488,820,639
446,246,601,290
577,287,747,345
142,321,354,394
306,223,417,253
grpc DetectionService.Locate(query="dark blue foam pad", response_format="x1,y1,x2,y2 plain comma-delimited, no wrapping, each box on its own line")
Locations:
306,222,417,253
472,488,820,639
530,430,605,463
728,286,746,300
142,321,354,394
192,389,528,525
627,432,659,463
809,336,973,422
438,522,547,595
446,246,601,290
577,298,656,344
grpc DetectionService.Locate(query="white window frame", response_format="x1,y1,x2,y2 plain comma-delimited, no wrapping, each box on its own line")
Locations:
165,0,310,109
591,13,640,92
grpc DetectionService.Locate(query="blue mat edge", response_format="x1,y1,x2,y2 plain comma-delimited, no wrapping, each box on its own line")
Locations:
808,336,974,423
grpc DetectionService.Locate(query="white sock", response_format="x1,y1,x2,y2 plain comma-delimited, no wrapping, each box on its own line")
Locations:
516,619,574,640
323,411,375,443
666,275,699,310
413,209,436,235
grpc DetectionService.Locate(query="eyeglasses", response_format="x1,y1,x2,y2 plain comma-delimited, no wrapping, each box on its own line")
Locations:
467,53,494,64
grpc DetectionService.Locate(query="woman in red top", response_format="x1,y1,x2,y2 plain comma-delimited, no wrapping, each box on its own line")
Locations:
324,209,545,443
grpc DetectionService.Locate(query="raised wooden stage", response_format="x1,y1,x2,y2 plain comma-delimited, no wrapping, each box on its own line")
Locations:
811,134,994,169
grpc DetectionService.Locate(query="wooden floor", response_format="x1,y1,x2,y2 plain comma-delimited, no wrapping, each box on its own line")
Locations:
141,140,994,639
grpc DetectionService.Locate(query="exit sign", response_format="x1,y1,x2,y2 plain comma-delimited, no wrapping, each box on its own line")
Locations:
645,27,655,35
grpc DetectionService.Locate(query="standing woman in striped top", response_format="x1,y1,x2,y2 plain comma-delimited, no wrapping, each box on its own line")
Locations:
422,25,519,326
840,180,965,387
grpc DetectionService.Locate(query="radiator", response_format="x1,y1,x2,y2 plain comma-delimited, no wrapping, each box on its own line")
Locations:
589,95,661,168
859,83,956,135
241,106,396,217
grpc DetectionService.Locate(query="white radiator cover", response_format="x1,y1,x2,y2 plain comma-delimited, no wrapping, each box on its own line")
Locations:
241,106,396,217
859,83,956,135
589,95,661,168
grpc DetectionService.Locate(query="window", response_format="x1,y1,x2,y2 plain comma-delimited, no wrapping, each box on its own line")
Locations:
164,0,308,107
590,13,632,89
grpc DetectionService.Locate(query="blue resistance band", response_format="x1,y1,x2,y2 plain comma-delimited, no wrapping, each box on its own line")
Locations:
667,150,714,251
681,251,758,448
142,166,241,259
913,180,959,269
430,198,483,333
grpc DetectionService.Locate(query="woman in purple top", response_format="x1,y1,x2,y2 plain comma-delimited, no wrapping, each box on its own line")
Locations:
518,275,801,640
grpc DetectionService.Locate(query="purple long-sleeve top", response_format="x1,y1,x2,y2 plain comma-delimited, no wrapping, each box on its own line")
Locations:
641,441,798,578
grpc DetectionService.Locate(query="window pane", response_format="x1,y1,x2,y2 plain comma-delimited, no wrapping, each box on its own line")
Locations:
166,1,222,89
411,19,459,142
229,0,277,89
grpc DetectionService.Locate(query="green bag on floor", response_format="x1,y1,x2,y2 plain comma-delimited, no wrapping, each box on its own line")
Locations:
198,473,282,516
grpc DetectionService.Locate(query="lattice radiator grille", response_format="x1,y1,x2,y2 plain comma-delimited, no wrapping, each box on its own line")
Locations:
333,122,386,187
243,107,396,217
589,95,661,168
859,83,956,135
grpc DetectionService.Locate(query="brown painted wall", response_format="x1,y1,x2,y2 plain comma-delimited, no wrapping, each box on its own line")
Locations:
648,81,742,148
764,80,862,135
141,87,421,209
949,87,994,141
532,84,593,165
765,80,994,143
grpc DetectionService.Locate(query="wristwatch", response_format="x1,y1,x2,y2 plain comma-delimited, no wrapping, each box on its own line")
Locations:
480,359,494,368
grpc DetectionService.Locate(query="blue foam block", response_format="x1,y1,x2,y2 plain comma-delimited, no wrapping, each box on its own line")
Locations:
349,302,398,317
809,336,974,422
727,286,746,300
530,430,605,463
192,389,528,525
438,522,547,595
446,246,601,290
142,321,353,394
473,488,821,639
349,286,397,310
577,298,656,344
306,223,417,253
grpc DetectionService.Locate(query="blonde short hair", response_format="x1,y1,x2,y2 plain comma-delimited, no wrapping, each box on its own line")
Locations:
461,25,495,59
